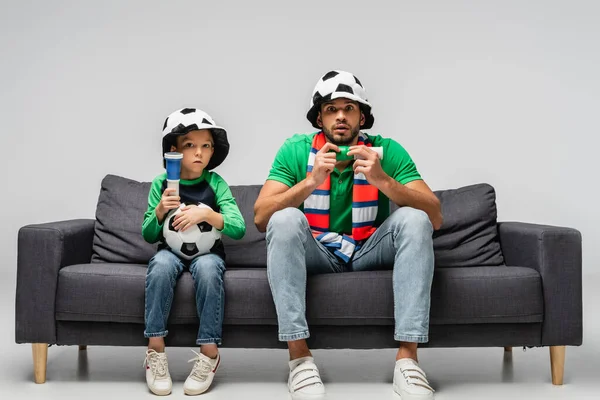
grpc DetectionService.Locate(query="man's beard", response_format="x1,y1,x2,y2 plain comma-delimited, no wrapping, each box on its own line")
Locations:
322,124,360,146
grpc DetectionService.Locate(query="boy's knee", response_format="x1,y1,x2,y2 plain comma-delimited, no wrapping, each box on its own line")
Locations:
191,255,224,282
148,251,179,279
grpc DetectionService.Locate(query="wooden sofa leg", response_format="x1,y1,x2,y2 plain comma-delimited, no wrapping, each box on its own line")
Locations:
550,346,565,385
79,345,87,351
32,343,48,384
504,347,512,352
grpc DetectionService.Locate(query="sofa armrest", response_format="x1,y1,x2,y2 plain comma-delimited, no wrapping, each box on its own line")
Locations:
497,221,582,346
15,219,95,344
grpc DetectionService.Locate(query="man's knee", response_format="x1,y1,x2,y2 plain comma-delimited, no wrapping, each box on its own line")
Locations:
266,207,308,240
389,207,433,236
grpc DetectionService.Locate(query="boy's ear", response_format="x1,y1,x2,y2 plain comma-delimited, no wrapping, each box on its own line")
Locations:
170,145,177,152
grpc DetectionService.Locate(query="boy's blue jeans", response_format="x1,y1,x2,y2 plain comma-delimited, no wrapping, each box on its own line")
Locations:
144,249,225,345
266,207,434,343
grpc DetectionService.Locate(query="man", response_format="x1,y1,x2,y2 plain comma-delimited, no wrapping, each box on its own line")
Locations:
254,70,442,400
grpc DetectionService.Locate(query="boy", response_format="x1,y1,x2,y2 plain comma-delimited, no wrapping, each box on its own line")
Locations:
142,108,245,396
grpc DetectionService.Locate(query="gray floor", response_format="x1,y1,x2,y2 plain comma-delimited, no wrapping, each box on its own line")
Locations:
3,274,599,400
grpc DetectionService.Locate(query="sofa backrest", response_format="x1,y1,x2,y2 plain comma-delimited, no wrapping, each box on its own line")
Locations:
92,175,157,264
221,185,266,267
91,175,504,267
431,183,504,267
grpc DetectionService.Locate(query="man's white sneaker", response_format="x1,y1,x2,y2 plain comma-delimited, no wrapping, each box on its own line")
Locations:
183,350,221,395
288,356,325,399
143,349,172,396
393,358,434,400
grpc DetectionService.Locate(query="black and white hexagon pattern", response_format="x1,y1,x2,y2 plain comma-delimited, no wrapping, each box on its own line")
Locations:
162,108,217,136
310,70,369,108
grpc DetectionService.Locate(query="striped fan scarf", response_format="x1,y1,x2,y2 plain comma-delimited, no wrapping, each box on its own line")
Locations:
304,131,379,262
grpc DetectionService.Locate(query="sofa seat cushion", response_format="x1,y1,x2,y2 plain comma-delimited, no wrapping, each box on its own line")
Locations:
430,266,543,323
55,264,276,325
55,264,543,325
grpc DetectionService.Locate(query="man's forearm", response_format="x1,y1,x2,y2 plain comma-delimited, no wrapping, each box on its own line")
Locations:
379,177,443,230
254,178,317,232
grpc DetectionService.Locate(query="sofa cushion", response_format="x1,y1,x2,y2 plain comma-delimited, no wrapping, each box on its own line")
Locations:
91,175,157,264
432,183,505,267
92,175,504,268
91,175,266,266
221,185,266,267
55,264,276,325
429,266,543,323
55,264,543,325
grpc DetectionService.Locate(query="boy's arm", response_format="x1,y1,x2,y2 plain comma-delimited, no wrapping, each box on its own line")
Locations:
142,178,165,243
211,175,246,240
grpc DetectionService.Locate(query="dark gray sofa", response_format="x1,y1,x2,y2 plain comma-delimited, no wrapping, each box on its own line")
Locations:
15,174,582,385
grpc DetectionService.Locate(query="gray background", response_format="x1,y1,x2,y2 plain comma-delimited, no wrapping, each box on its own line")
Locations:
1,1,599,399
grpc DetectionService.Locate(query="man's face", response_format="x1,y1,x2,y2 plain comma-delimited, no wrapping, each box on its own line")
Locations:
317,98,365,146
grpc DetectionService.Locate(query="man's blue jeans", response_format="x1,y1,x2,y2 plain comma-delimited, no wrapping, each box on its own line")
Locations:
266,207,434,343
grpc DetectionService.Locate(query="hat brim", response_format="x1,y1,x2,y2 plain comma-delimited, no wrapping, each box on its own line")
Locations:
162,125,230,170
306,93,374,130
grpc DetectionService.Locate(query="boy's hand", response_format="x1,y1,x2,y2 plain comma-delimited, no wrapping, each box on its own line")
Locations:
173,205,214,232
155,188,180,223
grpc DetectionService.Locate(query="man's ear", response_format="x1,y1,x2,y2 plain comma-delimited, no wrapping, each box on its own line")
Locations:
360,112,365,127
170,145,177,152
317,112,323,128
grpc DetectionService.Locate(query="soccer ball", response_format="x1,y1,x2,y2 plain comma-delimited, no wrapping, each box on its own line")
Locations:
162,203,221,260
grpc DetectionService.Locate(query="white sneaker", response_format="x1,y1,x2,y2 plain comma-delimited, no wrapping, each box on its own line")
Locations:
393,358,435,400
288,356,325,399
183,350,221,395
143,349,172,396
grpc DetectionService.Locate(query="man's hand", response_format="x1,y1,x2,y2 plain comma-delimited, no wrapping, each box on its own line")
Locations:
173,205,214,232
155,188,180,223
347,145,389,187
307,142,339,188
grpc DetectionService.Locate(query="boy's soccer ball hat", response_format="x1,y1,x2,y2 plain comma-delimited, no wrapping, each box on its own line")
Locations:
162,108,230,170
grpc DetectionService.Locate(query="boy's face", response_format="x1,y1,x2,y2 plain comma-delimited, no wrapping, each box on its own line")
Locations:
171,129,214,179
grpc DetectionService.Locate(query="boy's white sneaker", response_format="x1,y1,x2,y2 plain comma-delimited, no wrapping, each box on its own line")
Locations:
143,349,172,396
393,358,435,400
288,356,325,399
183,350,221,395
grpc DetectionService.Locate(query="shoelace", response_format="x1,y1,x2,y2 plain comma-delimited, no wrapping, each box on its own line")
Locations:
144,352,168,379
188,350,213,382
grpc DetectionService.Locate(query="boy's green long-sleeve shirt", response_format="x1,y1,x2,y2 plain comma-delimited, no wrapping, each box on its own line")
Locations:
142,170,245,245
